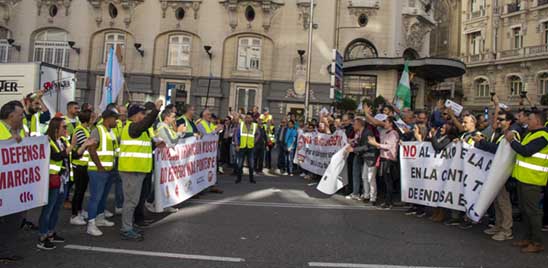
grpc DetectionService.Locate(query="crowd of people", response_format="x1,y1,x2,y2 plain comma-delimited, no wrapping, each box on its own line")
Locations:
1,88,548,263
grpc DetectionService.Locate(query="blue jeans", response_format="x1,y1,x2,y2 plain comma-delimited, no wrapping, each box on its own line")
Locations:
87,171,114,221
352,157,364,196
286,148,296,174
112,170,124,209
38,187,64,236
277,145,287,171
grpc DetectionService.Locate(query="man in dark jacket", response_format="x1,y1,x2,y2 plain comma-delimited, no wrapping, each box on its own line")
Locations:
254,120,267,174
275,119,288,174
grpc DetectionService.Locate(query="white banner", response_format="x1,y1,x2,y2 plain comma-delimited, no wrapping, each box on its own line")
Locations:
296,130,348,175
0,136,50,217
154,134,218,212
400,142,494,219
317,147,348,195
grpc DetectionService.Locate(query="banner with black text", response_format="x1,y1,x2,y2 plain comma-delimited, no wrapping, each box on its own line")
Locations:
153,134,218,212
296,130,348,175
0,136,50,217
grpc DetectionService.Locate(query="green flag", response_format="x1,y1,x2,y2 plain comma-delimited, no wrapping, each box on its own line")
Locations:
395,62,411,110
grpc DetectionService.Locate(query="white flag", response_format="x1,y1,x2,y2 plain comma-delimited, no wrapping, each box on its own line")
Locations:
100,45,124,111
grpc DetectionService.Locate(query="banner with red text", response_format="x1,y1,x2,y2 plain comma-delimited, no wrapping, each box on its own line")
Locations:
153,134,218,212
400,141,495,219
296,130,348,175
0,136,50,217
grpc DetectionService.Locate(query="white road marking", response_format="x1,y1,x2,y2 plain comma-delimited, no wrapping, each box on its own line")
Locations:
308,262,462,268
64,245,245,263
187,199,407,211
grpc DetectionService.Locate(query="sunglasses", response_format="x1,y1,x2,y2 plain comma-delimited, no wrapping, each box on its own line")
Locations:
496,118,506,122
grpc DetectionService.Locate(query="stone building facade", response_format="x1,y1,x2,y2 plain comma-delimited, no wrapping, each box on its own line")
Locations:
461,0,548,109
0,0,443,120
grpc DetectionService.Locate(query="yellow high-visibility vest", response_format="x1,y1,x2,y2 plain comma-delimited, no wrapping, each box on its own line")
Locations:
512,130,548,186
88,125,117,171
72,125,91,167
0,120,25,141
118,121,153,173
239,122,257,149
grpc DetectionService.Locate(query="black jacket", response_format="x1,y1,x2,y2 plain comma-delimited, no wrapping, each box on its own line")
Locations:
353,127,379,165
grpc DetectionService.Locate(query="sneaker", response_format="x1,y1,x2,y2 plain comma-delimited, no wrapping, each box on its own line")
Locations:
48,233,65,243
443,218,461,226
405,207,418,216
416,211,426,218
20,219,37,230
300,173,306,177
121,229,144,241
70,215,86,226
458,220,473,230
104,210,114,218
96,214,115,227
36,238,56,250
115,207,123,215
376,203,392,210
483,227,500,235
87,221,103,236
275,169,281,175
492,231,513,241
345,194,354,200
164,207,178,213
81,210,88,220
521,243,544,254
219,166,225,174
289,173,294,176
282,172,289,176
145,202,156,213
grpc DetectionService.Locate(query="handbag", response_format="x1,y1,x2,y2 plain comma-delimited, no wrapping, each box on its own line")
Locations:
49,174,61,189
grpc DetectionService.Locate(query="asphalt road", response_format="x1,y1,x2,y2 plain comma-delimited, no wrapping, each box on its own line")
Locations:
5,173,548,268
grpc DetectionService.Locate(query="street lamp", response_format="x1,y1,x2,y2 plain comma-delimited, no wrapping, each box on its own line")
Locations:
204,45,213,109
304,0,315,123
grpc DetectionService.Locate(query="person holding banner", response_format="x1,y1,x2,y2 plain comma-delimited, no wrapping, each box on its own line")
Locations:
85,110,120,237
505,110,548,253
0,101,26,262
37,117,71,250
177,104,199,138
235,112,258,184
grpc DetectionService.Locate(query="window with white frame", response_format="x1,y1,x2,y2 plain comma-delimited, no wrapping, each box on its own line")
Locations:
237,37,261,71
475,78,489,97
470,32,482,55
0,28,9,63
539,73,548,95
512,28,522,49
168,35,191,66
237,87,257,112
104,32,125,63
509,75,522,96
33,29,70,67
470,0,486,16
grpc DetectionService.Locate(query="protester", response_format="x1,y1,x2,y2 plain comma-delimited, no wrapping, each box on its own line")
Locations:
37,117,70,250
264,119,276,173
235,112,258,184
275,119,288,175
178,104,199,138
25,91,50,137
285,120,298,176
254,120,267,175
219,116,233,174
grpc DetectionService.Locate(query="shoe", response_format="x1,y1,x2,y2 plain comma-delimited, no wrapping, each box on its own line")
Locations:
96,214,115,227
235,179,242,184
0,255,23,263
512,240,531,248
362,198,370,204
36,238,56,250
483,227,500,235
345,194,355,200
352,195,363,201
104,210,114,218
121,229,144,241
219,166,225,174
87,221,103,236
70,215,86,226
145,202,156,213
63,201,72,209
164,207,178,213
132,226,145,235
405,207,418,216
81,210,88,220
300,173,305,177
370,201,377,206
250,179,257,184
275,169,281,175
491,231,513,241
289,173,294,176
209,187,224,194
134,219,154,228
376,203,392,210
263,168,270,174
443,218,460,226
282,172,289,176
458,220,473,230
521,243,544,253
48,233,65,243
115,207,123,215
416,211,426,218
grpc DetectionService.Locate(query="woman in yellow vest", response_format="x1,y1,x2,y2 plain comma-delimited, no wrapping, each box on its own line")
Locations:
69,109,97,226
37,117,71,250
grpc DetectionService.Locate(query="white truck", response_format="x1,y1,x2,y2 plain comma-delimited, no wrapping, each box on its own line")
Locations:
0,62,76,114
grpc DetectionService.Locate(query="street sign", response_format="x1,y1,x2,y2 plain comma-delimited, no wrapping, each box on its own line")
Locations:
331,49,343,102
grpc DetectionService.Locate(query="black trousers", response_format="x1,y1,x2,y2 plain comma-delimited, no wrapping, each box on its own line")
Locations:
543,185,548,226
237,149,254,182
71,165,89,216
134,172,152,222
380,159,397,205
255,145,265,172
265,147,272,169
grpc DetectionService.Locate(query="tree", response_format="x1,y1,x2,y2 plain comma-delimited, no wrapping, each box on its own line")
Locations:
373,95,387,110
336,97,358,112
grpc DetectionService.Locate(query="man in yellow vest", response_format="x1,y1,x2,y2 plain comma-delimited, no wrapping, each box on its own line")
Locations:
235,112,258,184
0,101,26,263
505,110,548,253
177,104,199,138
196,109,224,193
259,108,272,124
118,101,162,241
65,101,80,138
86,109,119,237
24,91,50,137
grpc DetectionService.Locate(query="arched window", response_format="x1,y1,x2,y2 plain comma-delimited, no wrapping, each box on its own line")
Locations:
0,27,10,63
33,29,70,67
475,78,489,97
539,72,548,95
509,75,522,96
403,48,419,60
344,39,378,61
104,32,125,63
168,34,192,66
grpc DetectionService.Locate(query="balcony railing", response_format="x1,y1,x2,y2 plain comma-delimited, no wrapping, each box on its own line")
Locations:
539,0,548,7
507,3,521,13
529,44,548,55
500,48,522,58
498,45,548,59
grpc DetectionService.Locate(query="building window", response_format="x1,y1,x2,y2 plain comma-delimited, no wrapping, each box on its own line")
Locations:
539,73,548,95
475,78,489,97
0,28,10,63
165,81,189,112
509,75,523,96
245,6,255,22
175,7,185,20
512,28,522,49
343,75,377,102
470,0,486,17
33,29,70,67
167,35,191,66
237,87,257,112
237,37,261,71
200,97,215,107
109,3,118,19
469,32,482,55
344,39,378,61
104,32,125,63
544,22,548,45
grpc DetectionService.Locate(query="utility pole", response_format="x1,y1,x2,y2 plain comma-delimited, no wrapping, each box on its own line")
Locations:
304,0,314,123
